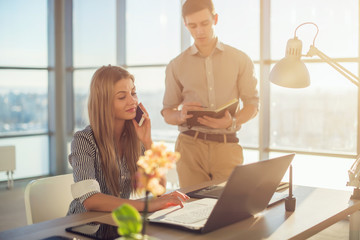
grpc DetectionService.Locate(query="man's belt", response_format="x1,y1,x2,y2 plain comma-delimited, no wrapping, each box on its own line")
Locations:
182,130,239,143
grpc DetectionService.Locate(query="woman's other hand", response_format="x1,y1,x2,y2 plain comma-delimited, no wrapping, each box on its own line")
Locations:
148,191,190,212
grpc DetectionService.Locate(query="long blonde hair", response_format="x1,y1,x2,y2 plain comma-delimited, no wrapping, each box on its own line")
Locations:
88,65,141,196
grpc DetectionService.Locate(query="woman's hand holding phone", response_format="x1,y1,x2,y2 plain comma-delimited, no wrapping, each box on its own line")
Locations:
135,105,145,126
132,103,152,149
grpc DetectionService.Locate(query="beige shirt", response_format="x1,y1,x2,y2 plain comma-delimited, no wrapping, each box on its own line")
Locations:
162,40,259,134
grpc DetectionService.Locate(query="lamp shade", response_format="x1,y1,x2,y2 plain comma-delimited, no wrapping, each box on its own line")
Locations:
269,38,310,88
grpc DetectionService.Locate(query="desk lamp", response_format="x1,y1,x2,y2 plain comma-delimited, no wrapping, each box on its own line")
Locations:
269,22,360,200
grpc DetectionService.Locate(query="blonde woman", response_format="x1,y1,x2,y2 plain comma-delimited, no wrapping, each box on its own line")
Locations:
67,65,188,215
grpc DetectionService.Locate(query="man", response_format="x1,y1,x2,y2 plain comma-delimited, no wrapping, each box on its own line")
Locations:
162,0,259,188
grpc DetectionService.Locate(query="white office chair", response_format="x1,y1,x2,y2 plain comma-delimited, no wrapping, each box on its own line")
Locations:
24,173,74,225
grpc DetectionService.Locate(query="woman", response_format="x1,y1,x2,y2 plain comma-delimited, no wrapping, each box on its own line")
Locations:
67,65,188,215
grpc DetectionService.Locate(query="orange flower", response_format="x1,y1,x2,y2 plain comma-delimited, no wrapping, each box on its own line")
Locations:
136,143,180,197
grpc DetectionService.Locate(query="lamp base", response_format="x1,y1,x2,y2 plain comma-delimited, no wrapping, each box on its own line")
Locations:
285,196,296,212
351,188,360,200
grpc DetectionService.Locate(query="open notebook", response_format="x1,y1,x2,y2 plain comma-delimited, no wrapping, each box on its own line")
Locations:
148,154,295,233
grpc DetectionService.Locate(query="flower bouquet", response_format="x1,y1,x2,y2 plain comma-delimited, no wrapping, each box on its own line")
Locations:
112,143,180,239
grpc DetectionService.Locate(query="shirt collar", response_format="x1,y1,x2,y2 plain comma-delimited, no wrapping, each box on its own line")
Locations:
189,38,224,56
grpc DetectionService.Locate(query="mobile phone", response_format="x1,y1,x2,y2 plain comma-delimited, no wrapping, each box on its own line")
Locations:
65,221,119,240
134,105,145,126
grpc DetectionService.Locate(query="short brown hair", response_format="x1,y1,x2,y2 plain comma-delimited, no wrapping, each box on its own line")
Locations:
182,0,215,19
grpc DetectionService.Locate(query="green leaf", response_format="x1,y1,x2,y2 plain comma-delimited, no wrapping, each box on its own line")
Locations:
111,203,143,237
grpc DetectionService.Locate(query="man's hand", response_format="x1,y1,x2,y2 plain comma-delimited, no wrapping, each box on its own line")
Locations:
162,102,205,126
178,102,205,124
197,110,234,129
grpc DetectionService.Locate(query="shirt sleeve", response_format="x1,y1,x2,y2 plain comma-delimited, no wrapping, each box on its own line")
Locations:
68,130,101,204
238,54,259,108
71,179,100,204
162,60,184,114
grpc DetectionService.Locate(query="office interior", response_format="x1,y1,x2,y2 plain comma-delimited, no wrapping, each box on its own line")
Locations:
0,0,359,237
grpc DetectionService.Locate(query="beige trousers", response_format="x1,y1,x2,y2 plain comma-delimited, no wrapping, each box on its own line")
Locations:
175,133,244,188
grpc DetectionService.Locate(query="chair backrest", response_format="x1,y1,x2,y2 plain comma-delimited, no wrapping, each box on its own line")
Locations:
24,173,74,225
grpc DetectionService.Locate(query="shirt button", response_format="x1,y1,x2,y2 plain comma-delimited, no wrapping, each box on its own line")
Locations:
209,87,213,90
211,104,215,107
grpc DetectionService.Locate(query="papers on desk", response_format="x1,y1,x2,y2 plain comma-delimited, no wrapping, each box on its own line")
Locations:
147,198,217,230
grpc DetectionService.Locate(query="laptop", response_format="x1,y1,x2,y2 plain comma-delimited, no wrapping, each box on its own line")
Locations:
148,153,295,233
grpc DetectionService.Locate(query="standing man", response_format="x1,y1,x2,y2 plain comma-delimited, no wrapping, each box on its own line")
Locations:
162,0,259,188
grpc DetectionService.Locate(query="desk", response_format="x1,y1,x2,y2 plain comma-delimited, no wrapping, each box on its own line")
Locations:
1,185,360,240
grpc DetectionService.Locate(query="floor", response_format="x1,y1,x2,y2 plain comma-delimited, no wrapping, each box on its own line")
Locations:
0,177,351,239
0,178,30,231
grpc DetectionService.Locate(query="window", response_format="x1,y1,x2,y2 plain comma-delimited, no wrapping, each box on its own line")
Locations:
73,70,95,130
0,0,48,67
271,0,358,59
1,0,359,186
128,67,178,141
126,0,181,141
73,0,116,67
215,0,260,148
0,70,48,134
270,0,359,154
215,0,260,61
72,0,117,131
0,0,49,181
126,0,181,65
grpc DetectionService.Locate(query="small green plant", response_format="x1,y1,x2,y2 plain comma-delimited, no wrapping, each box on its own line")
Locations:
111,203,143,240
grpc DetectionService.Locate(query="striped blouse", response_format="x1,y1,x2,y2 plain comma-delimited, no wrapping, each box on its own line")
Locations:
67,125,133,215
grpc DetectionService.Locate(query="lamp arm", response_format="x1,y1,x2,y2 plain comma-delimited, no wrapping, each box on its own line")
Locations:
307,46,359,87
